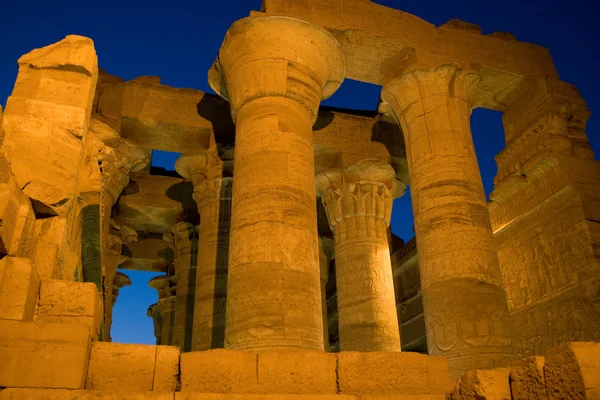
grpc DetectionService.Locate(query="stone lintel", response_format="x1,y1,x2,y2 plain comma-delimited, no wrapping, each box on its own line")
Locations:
96,78,398,173
261,0,557,111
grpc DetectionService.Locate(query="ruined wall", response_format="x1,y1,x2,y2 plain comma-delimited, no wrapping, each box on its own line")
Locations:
490,78,600,357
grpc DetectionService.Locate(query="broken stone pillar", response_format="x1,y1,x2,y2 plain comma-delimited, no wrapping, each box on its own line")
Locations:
110,271,131,323
316,159,401,351
1,35,98,216
319,237,334,350
176,148,232,351
381,64,515,373
208,15,345,350
149,275,177,346
163,222,197,351
146,302,163,345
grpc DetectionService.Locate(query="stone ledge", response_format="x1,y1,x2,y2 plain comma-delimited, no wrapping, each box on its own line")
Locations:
180,349,450,396
0,389,173,399
0,390,447,400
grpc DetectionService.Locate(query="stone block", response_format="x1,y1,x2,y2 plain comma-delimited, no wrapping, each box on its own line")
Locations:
337,352,452,396
0,257,39,321
256,351,337,394
37,280,101,337
447,368,511,400
33,217,69,280
0,320,91,388
86,342,156,391
2,35,98,216
0,389,174,399
510,356,547,400
175,395,355,400
153,346,181,392
0,180,37,258
17,35,97,77
180,349,258,393
544,342,600,399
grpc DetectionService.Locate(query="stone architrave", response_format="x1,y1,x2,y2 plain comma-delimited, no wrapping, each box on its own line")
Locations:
317,159,401,352
163,222,197,351
176,148,232,351
149,275,177,346
381,64,516,374
208,16,345,350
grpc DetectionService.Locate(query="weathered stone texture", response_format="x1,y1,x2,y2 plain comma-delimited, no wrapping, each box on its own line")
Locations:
510,356,547,400
0,257,39,321
544,342,600,399
1,35,97,215
337,352,452,396
0,320,91,389
448,368,511,400
86,342,180,392
153,345,180,392
257,352,337,394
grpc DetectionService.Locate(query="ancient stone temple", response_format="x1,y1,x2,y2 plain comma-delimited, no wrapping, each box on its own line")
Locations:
0,1,599,399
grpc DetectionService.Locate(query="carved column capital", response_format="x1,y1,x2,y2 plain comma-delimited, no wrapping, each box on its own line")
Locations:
162,222,195,259
316,159,397,231
380,64,481,137
149,275,178,299
111,271,131,305
175,148,233,210
208,15,345,123
87,118,150,204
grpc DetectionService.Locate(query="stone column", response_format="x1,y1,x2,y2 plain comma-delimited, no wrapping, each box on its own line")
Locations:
147,303,163,345
149,275,177,346
319,237,334,350
316,159,401,351
163,222,198,351
208,16,345,351
103,223,137,338
80,119,148,339
381,64,515,373
176,148,232,351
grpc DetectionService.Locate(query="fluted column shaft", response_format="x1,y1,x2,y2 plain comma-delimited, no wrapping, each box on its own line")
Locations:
318,160,401,351
209,16,344,350
381,64,515,373
192,177,232,350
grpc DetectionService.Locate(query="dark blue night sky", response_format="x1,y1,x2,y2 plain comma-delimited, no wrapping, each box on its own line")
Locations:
1,0,597,345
